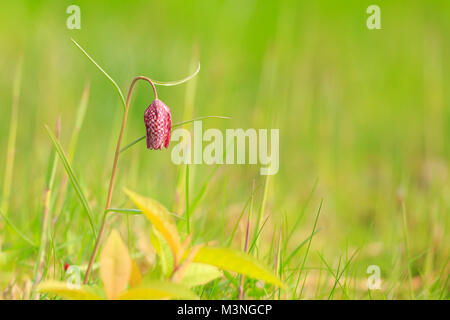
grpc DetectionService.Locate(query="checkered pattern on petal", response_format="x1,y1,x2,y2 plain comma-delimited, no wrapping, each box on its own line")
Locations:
144,99,172,150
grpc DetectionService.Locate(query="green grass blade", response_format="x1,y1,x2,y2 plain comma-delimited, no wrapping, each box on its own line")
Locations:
317,249,358,300
120,135,146,154
68,81,90,158
326,254,342,299
189,164,221,214
31,119,61,299
45,125,97,237
105,208,183,219
252,174,270,250
0,209,36,247
1,58,22,214
248,215,270,254
401,202,415,299
173,116,231,129
72,39,200,111
285,179,318,248
294,199,322,297
439,273,449,300
53,81,91,224
317,253,342,299
226,187,262,247
284,228,321,266
106,208,142,215
71,38,126,110
153,62,201,86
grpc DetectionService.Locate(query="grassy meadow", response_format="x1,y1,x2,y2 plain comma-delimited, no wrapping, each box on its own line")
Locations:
0,0,449,299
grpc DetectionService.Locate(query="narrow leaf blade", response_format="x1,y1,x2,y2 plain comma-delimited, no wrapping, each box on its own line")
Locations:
45,125,96,236
71,38,126,110
153,62,200,86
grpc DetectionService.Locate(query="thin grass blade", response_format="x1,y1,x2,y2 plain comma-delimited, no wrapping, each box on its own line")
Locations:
153,62,200,86
45,125,97,237
1,58,22,214
71,38,126,110
0,209,36,247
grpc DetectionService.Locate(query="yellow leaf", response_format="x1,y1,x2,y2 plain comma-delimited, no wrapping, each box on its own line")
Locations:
129,259,142,287
150,227,174,276
38,281,103,300
193,247,285,288
118,281,198,300
125,189,181,261
180,263,222,288
100,229,131,299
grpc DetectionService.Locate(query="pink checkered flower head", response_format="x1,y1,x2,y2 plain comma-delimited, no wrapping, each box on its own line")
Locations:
144,99,172,150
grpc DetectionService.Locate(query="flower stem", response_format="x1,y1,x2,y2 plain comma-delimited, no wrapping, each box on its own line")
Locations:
83,76,157,284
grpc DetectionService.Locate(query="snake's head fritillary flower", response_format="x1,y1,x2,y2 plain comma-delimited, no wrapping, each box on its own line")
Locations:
144,99,172,150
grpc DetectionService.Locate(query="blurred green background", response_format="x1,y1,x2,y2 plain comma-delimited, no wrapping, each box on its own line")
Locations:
0,0,449,299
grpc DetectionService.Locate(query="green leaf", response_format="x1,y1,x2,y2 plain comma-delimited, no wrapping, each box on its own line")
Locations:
193,247,285,288
38,281,103,300
124,189,181,259
180,263,222,288
118,281,198,300
45,125,96,237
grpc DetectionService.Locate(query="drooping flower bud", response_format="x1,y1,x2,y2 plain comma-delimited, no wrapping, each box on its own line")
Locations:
144,99,172,150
